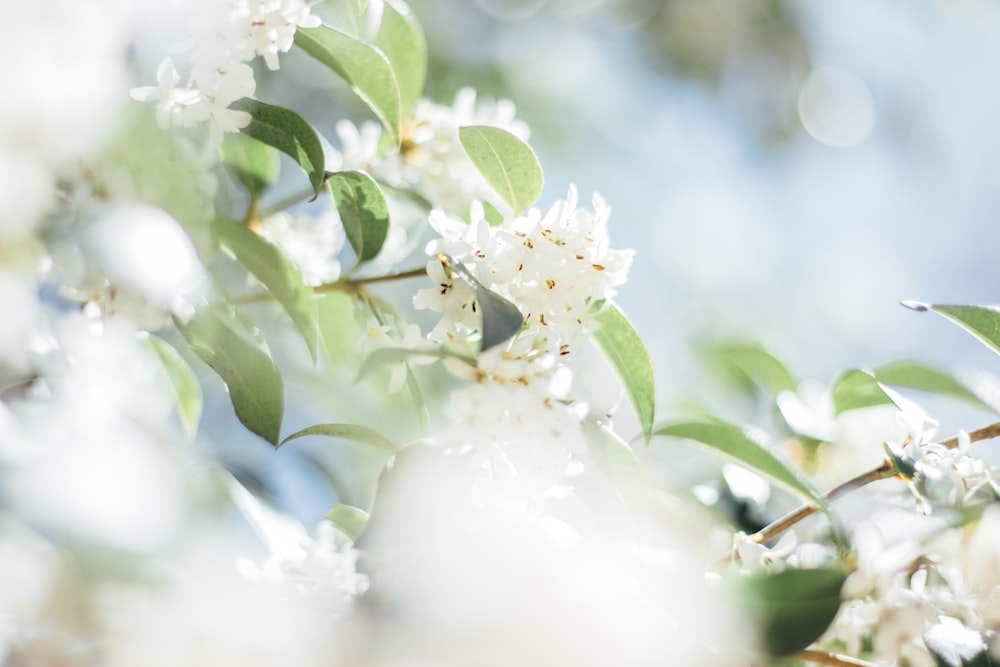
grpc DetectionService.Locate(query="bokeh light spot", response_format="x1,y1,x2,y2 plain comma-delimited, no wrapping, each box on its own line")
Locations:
798,66,876,147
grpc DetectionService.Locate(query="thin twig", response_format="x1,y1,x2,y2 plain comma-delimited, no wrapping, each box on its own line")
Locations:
320,267,428,289
230,267,428,305
791,649,878,666
715,419,1000,569
714,461,896,569
940,420,1000,449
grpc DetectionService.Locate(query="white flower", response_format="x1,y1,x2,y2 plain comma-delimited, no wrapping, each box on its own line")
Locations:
259,205,346,287
244,0,322,71
412,255,479,343
330,88,531,213
731,531,797,572
229,477,368,613
131,0,321,142
438,380,588,518
897,431,997,512
129,58,204,130
417,187,634,363
240,521,370,606
47,204,206,328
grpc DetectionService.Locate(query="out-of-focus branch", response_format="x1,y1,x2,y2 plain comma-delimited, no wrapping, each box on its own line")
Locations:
791,649,878,666
714,461,896,569
941,420,1000,449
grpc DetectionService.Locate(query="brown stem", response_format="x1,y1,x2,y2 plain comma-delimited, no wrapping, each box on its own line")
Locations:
231,266,428,305
714,461,896,569
940,420,1000,449
791,649,878,666
321,266,428,289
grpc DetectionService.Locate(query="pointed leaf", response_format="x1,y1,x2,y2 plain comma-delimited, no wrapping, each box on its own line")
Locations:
229,98,325,195
327,171,390,262
147,335,203,436
220,132,279,197
705,341,797,396
735,567,845,656
279,422,399,452
831,369,894,414
374,0,426,120
593,304,656,442
295,25,401,143
458,125,543,214
176,309,284,445
325,504,370,543
213,219,320,361
444,255,523,351
908,303,1000,359
654,420,825,508
874,360,996,412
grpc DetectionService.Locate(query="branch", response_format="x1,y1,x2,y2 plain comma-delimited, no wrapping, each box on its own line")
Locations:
318,266,428,290
715,419,1000,569
941,420,1000,449
231,266,428,305
714,461,896,568
791,649,878,666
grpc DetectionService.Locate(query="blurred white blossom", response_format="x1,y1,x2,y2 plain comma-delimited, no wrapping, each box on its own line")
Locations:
437,380,588,518
331,88,530,214
48,204,206,329
260,205,347,287
130,0,321,142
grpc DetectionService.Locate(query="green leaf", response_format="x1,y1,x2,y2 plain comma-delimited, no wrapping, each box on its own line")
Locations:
735,567,845,656
704,341,797,396
481,200,505,226
229,98,325,195
444,255,524,351
316,292,359,365
327,171,390,263
147,335,203,436
831,369,894,414
176,309,284,445
374,0,426,120
356,346,470,383
593,304,656,442
212,219,320,361
220,132,279,197
279,422,399,452
325,504,370,543
295,25,402,144
874,360,996,412
654,420,825,508
925,620,993,667
458,125,543,214
907,302,1000,358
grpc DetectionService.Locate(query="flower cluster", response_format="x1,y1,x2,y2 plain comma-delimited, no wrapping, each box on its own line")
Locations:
130,0,321,143
406,185,633,515
900,431,999,512
417,189,634,362
260,204,347,287
331,87,530,214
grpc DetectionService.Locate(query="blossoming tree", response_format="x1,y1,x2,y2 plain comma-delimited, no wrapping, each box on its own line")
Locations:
5,1,1000,666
